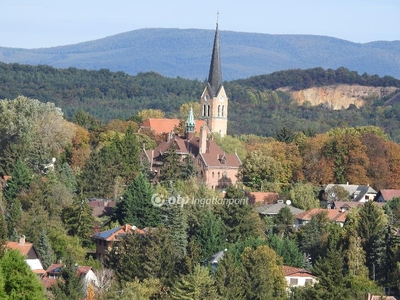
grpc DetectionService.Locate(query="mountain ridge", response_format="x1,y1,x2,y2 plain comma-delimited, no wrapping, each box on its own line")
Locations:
0,28,399,80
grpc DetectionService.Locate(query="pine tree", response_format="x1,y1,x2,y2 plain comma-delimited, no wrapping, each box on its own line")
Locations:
143,228,181,286
311,248,348,300
113,172,160,228
61,197,95,243
3,160,32,202
159,142,182,183
0,249,45,299
194,209,226,260
163,189,188,259
51,257,84,300
216,186,262,243
170,264,218,300
6,198,22,239
214,252,246,299
36,230,55,270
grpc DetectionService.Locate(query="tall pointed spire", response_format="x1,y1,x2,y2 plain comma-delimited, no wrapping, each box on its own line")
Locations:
207,16,222,97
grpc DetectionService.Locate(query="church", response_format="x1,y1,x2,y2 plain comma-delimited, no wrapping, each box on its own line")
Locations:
142,23,241,189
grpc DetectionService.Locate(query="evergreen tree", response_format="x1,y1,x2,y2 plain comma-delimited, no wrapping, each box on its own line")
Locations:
0,249,45,299
3,160,32,202
159,142,182,183
357,200,388,280
181,155,195,180
216,186,262,243
298,211,330,263
36,230,55,270
58,162,77,193
241,245,286,299
6,198,22,240
170,264,218,300
267,234,304,268
163,193,188,259
214,252,246,299
61,197,95,244
311,248,348,300
194,209,226,260
142,228,181,287
51,257,84,300
104,233,146,283
273,206,295,238
113,172,160,228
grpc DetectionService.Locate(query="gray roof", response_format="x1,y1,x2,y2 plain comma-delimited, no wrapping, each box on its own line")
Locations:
207,23,222,97
255,203,304,215
324,184,377,201
204,249,227,265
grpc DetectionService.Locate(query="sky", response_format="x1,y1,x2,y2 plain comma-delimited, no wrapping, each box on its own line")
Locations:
1,0,400,49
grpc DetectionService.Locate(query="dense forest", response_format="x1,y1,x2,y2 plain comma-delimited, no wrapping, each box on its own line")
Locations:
2,62,400,141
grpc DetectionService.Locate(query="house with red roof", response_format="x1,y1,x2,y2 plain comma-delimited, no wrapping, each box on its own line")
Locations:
295,208,348,229
6,235,46,276
91,224,146,260
374,189,400,203
284,266,317,288
41,263,98,291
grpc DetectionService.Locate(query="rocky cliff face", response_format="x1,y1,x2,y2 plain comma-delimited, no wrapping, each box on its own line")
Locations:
278,85,398,109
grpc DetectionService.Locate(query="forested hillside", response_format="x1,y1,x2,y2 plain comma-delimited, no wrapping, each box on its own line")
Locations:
2,62,400,141
1,28,400,80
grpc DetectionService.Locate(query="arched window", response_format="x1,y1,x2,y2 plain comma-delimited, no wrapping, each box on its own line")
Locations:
212,172,214,178
202,104,206,116
222,105,225,117
218,105,221,117
207,105,211,117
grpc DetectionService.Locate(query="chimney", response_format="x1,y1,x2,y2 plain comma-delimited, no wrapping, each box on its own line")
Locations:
199,126,207,154
19,235,26,245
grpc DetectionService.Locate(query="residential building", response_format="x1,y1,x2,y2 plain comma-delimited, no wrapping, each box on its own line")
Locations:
295,208,348,228
374,189,400,202
91,224,145,260
255,202,304,217
247,191,279,204
284,266,317,288
41,263,99,290
6,235,46,276
323,183,377,202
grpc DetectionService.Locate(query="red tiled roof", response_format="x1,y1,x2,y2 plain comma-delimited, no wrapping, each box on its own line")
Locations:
284,266,316,278
295,208,348,223
378,189,400,201
141,118,206,135
247,192,279,204
6,241,33,256
41,277,57,288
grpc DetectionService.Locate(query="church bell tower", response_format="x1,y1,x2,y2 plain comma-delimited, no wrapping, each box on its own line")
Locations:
200,21,228,137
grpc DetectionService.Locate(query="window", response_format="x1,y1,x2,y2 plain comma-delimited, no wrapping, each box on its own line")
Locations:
223,171,227,178
207,105,210,117
212,172,214,178
289,278,298,286
218,172,220,178
222,105,225,117
218,105,221,116
305,279,313,285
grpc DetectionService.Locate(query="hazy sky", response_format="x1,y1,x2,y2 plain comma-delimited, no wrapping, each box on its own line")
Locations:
2,0,400,49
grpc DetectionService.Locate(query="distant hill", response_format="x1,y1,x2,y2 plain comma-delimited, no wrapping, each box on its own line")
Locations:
0,28,400,80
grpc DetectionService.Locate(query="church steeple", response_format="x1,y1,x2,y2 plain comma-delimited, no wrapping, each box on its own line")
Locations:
207,21,222,97
185,106,195,139
200,17,228,137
